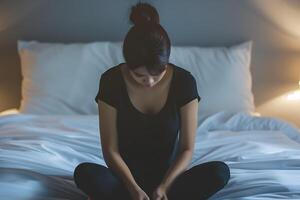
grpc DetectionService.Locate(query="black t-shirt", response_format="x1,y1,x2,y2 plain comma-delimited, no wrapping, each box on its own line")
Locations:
95,62,200,183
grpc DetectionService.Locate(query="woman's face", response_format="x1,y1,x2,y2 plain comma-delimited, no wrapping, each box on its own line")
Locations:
128,65,167,88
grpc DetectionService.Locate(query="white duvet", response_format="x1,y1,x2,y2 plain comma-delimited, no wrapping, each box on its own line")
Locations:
0,111,299,200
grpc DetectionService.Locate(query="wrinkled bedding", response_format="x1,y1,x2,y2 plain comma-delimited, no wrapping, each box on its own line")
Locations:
0,111,299,200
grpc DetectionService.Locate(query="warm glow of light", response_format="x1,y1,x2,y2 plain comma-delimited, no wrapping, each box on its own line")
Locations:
257,87,300,128
285,81,300,100
286,90,300,101
0,108,19,115
248,1,300,38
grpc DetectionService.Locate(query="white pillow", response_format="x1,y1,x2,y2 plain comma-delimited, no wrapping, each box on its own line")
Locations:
18,40,254,122
170,41,255,123
18,40,124,115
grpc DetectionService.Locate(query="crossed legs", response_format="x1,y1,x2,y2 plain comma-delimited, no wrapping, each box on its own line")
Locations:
73,161,230,200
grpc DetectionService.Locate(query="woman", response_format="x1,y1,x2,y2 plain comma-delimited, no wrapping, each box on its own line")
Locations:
73,2,230,200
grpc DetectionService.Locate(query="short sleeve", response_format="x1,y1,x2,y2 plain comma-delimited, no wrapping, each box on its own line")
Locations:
95,73,119,108
177,72,201,108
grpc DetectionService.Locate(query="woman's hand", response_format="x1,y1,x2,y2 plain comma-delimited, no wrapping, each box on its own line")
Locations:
152,185,168,200
129,186,150,200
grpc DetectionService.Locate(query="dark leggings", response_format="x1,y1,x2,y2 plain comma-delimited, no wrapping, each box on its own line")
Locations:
73,160,230,200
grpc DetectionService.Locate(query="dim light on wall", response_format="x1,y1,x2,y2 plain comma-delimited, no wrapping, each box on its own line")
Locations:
0,108,19,115
286,81,300,101
257,80,300,128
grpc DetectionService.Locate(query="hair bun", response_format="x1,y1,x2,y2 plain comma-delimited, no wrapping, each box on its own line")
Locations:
130,2,160,26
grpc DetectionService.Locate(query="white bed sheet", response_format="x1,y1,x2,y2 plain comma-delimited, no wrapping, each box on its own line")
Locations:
0,111,299,200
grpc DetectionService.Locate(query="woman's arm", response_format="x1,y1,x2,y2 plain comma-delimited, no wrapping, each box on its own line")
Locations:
98,100,140,194
104,151,140,194
159,98,199,192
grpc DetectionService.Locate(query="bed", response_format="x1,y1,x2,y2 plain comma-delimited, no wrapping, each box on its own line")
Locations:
0,40,299,200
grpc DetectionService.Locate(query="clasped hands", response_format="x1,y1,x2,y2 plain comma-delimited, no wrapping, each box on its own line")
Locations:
131,184,169,200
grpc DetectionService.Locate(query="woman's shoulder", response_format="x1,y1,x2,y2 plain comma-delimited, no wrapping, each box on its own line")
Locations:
169,63,194,81
170,63,200,107
101,63,123,79
97,63,124,94
94,63,123,107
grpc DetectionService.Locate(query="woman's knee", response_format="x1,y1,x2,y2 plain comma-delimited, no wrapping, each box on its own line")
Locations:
74,162,87,183
207,161,230,187
73,162,110,188
73,162,124,198
166,161,230,199
74,162,94,183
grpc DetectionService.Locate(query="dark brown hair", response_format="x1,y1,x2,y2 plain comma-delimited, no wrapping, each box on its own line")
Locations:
122,2,171,76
